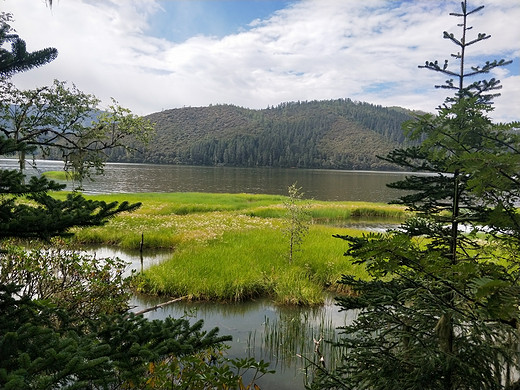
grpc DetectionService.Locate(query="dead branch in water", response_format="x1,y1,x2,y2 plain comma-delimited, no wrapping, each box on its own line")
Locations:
132,296,187,316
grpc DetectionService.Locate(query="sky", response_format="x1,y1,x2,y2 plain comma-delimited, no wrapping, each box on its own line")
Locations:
3,0,520,122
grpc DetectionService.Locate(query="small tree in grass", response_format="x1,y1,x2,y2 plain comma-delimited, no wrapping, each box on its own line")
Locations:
284,182,311,263
313,1,520,389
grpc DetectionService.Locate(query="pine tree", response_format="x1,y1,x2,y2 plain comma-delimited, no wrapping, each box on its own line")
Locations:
0,15,154,238
315,2,520,389
0,12,57,78
0,283,232,389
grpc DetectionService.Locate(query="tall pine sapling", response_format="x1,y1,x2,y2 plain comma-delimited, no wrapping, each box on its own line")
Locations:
283,182,311,263
315,1,520,389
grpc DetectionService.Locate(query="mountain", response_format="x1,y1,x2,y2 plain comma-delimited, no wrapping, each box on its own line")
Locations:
111,98,418,171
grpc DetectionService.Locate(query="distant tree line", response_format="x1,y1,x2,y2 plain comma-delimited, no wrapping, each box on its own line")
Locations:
108,99,415,170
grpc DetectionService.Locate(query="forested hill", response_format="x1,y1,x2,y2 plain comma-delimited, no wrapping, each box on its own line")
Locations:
113,99,417,170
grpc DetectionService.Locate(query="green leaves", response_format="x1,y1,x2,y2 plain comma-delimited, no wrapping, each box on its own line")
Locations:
283,182,311,263
0,12,262,390
0,79,155,185
0,282,235,390
0,188,142,239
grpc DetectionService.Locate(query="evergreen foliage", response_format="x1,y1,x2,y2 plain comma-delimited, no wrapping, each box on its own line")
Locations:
0,172,141,239
283,182,311,263
112,99,414,170
0,15,154,238
314,1,520,389
0,12,57,78
0,283,231,389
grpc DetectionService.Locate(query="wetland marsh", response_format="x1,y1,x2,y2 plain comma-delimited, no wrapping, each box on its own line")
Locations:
3,160,410,389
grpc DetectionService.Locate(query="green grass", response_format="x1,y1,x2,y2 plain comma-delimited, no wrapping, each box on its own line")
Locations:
68,193,405,249
62,191,404,305
133,225,368,305
75,192,287,214
247,201,406,221
42,170,80,181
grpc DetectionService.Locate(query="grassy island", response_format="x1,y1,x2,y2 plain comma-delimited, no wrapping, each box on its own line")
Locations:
42,170,80,181
64,192,406,305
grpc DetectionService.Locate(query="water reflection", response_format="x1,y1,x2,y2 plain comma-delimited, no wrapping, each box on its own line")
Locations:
89,246,353,390
3,159,387,388
82,245,171,275
129,294,354,390
0,158,407,202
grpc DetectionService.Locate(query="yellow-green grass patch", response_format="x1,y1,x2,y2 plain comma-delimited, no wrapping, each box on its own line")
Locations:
42,170,80,181
133,224,368,305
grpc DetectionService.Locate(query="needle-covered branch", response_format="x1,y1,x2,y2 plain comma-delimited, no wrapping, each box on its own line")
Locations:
316,2,520,389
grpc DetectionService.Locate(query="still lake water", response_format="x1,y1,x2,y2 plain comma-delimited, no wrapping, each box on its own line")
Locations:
1,158,407,202
2,159,408,389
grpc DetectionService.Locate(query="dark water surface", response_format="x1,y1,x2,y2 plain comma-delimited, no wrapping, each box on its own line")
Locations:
86,246,356,390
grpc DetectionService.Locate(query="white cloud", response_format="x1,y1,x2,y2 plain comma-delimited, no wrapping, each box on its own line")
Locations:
4,0,520,122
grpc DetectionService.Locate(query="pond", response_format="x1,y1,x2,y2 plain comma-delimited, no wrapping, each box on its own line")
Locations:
86,246,356,390
131,295,354,390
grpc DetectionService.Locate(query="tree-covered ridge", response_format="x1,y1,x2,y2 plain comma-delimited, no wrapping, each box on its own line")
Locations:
114,99,415,170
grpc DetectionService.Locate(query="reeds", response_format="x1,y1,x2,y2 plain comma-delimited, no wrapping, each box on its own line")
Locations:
132,224,369,305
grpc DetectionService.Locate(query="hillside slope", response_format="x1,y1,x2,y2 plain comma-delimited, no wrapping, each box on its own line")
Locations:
112,99,416,170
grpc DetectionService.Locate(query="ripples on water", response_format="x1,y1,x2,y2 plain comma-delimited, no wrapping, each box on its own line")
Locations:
0,158,408,202
82,246,355,390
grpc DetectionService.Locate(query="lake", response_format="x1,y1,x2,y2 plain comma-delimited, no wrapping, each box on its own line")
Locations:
0,158,408,202
2,159,407,389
